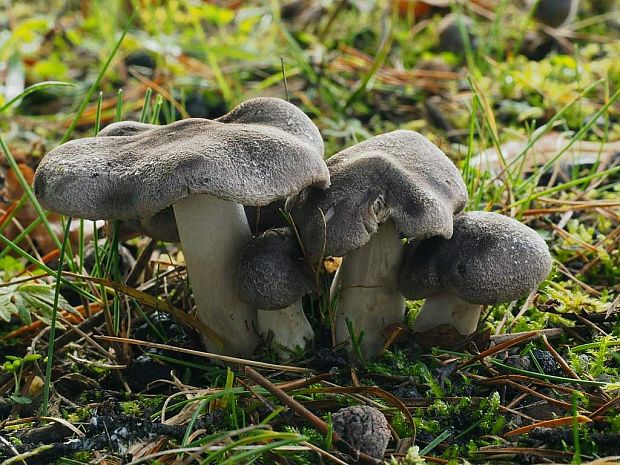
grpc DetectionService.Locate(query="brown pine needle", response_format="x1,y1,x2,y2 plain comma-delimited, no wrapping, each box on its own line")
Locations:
504,415,592,437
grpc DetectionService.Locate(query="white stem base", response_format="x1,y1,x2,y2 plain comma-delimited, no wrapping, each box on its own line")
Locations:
258,302,314,358
332,222,405,359
412,293,482,335
173,195,259,358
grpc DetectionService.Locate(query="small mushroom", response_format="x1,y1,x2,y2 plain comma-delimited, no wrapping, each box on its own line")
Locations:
83,240,137,279
236,228,315,354
332,405,391,459
291,130,467,358
399,211,552,344
526,0,579,28
34,97,329,358
437,14,477,55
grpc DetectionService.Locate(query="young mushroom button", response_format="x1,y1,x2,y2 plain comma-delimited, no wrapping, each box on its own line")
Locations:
399,211,552,346
236,228,316,355
526,0,580,28
33,97,329,358
290,130,468,359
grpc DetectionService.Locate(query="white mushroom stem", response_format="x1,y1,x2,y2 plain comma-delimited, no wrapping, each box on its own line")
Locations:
173,195,259,358
257,303,315,356
411,293,482,335
332,221,405,359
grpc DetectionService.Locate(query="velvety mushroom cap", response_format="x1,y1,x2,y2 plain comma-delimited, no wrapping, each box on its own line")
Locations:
437,14,477,54
290,130,467,262
97,121,157,137
34,97,329,221
399,211,552,304
236,228,315,310
332,405,391,459
95,121,178,241
529,0,577,28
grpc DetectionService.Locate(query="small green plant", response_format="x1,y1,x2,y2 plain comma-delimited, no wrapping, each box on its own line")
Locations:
0,256,25,280
545,283,609,315
2,353,42,404
325,412,334,450
346,317,366,366
0,280,77,326
572,391,582,465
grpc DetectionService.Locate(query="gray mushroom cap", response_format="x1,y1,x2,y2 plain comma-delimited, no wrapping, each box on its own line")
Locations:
236,228,315,310
332,405,391,459
528,0,578,28
437,14,477,55
399,211,552,304
97,120,157,137
34,97,328,222
290,130,468,262
97,122,179,242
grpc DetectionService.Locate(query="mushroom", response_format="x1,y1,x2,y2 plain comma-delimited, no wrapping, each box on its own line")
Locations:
437,14,477,55
526,0,579,28
83,240,137,279
399,211,552,343
332,405,391,459
291,130,467,358
236,228,315,354
34,97,329,357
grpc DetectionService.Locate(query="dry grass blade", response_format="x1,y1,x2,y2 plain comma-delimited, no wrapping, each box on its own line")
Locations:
490,328,563,344
590,397,620,419
300,441,350,465
277,373,333,390
459,331,540,368
63,271,224,348
299,385,415,433
96,335,312,373
541,334,581,380
548,458,620,465
504,415,592,437
476,447,574,458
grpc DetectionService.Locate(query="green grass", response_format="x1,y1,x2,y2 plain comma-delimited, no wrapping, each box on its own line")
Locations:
0,1,618,464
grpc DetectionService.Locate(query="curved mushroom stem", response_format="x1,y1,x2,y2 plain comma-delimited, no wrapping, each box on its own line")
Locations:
173,195,259,358
411,293,482,335
332,221,405,360
257,302,315,358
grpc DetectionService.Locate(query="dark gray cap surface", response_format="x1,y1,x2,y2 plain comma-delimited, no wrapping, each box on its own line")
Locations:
34,97,328,221
236,228,315,310
531,0,577,28
437,14,477,54
97,121,178,241
290,130,468,262
399,211,552,304
97,121,157,137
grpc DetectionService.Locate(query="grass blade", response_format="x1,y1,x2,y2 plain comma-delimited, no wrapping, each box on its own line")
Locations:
41,217,72,416
0,81,76,114
61,11,135,144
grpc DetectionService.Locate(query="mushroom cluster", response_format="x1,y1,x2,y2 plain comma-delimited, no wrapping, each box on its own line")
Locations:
34,97,329,358
34,97,552,360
